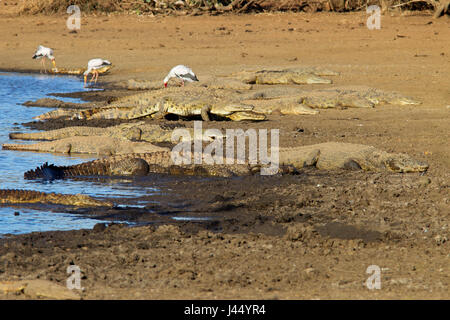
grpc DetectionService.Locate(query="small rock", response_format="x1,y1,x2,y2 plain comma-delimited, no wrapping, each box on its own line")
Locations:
417,177,431,187
303,268,318,279
93,223,106,232
434,235,447,245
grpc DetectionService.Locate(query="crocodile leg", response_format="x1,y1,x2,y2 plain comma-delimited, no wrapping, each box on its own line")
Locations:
152,98,169,120
201,105,211,121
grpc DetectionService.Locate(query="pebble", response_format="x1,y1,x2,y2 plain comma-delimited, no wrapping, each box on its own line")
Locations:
417,177,431,187
93,223,106,232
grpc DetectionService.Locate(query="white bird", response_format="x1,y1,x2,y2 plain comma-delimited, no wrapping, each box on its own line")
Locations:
163,65,199,88
83,58,112,87
32,45,57,73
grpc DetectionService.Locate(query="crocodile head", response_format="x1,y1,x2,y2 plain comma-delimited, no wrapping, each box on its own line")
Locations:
227,111,266,121
292,73,332,84
384,154,429,173
387,96,421,106
211,104,254,116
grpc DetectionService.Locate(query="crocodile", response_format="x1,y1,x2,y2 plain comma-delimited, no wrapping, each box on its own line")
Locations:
238,85,420,110
301,86,421,108
9,122,217,143
23,98,106,109
34,108,79,121
0,189,113,207
23,142,428,180
230,66,340,77
243,97,319,115
64,87,266,121
228,69,333,85
67,101,265,122
50,65,112,75
23,151,295,179
153,98,265,121
276,142,428,173
124,77,253,91
2,136,168,156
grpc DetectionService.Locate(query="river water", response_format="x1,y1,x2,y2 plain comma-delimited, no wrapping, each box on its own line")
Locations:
0,72,155,235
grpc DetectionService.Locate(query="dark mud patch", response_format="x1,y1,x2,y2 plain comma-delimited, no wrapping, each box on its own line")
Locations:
315,222,382,242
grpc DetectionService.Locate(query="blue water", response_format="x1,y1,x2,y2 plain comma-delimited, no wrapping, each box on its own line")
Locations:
0,72,157,235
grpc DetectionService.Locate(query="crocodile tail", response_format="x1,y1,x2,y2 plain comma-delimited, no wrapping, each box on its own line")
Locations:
68,161,111,176
24,162,66,180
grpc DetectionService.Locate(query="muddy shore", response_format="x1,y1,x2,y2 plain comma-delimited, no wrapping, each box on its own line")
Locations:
0,9,449,299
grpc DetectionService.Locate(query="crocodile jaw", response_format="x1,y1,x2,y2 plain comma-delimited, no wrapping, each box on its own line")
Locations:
227,111,266,121
384,155,429,173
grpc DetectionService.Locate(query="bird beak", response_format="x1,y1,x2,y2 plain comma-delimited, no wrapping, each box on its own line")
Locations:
84,75,87,87
164,83,167,88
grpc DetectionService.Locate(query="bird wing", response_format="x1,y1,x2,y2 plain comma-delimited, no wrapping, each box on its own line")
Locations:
178,72,198,81
89,59,111,69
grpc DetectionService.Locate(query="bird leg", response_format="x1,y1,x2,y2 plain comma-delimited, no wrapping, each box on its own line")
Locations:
40,58,45,74
94,71,99,83
43,57,48,73
51,59,58,72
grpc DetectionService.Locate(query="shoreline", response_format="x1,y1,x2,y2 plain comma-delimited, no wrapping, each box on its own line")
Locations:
0,12,448,300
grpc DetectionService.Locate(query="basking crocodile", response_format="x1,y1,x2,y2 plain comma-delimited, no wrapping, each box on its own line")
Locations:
231,66,340,77
24,142,428,180
66,87,266,121
9,122,217,143
243,97,319,115
124,77,253,91
276,142,428,173
239,85,420,110
2,136,168,156
301,86,421,108
50,65,112,75
228,68,333,85
23,151,292,179
34,108,79,121
0,189,113,207
23,98,106,109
